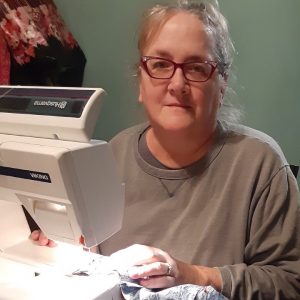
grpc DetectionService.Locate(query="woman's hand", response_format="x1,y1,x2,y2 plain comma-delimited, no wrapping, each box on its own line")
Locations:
30,230,56,247
111,244,179,288
110,244,222,291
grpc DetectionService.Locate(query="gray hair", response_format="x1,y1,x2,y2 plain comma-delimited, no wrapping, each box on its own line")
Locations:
137,0,243,123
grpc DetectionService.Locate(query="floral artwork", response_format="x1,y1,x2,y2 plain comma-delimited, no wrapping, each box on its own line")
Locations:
0,0,77,65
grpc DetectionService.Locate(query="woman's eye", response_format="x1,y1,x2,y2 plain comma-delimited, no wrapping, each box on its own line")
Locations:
152,60,170,69
189,64,206,73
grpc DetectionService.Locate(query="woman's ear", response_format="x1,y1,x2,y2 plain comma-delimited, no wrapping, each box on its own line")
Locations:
138,84,143,104
138,90,143,103
220,74,228,104
138,66,143,103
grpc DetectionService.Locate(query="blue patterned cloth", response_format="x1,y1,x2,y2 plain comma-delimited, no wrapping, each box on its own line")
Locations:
120,277,227,300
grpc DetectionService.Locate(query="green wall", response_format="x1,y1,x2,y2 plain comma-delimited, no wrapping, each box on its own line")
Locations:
56,0,300,182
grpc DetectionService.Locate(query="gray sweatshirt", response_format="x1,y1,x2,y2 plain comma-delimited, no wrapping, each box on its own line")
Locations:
100,122,300,300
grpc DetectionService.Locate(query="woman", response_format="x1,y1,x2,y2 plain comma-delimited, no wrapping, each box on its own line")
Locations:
99,1,300,299
33,1,300,299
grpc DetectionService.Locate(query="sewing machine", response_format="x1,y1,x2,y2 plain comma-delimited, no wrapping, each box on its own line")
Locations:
0,86,124,300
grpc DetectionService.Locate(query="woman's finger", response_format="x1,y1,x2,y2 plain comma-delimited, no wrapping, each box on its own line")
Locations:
128,262,173,278
30,230,40,241
38,231,50,246
111,244,161,269
30,230,56,247
46,239,57,247
139,274,176,289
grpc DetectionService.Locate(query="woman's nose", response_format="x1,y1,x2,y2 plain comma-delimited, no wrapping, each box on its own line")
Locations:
168,68,190,96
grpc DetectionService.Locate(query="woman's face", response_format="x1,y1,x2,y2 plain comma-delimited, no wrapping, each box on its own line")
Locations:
138,12,225,136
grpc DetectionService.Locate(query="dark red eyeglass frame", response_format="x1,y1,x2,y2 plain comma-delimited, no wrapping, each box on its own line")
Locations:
140,56,222,82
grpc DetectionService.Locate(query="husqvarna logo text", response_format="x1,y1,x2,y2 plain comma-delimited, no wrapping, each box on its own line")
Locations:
33,100,67,109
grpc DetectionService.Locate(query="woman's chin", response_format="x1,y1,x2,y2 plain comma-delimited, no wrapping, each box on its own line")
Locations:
157,119,195,132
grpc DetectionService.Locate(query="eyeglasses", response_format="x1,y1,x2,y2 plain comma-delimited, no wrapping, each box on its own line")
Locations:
141,56,222,82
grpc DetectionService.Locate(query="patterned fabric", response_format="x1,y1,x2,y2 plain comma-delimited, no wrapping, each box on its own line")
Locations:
0,0,86,86
0,29,10,84
0,0,77,65
120,277,227,300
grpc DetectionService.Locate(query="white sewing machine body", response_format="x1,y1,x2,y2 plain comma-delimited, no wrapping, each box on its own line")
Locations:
0,86,124,300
